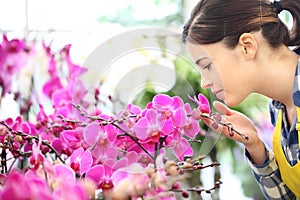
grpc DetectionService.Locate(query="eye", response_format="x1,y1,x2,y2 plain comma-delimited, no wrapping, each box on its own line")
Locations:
203,63,211,70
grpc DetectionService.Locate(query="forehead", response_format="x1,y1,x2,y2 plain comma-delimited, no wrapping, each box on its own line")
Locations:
186,42,209,61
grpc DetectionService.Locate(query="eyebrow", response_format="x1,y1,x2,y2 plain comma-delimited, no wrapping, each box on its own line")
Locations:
195,57,209,65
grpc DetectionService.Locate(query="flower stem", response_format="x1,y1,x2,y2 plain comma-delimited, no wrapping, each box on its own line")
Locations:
200,113,249,140
1,149,7,174
72,102,155,161
0,121,65,164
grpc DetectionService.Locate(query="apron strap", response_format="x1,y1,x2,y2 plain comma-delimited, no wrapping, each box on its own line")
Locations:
296,107,300,149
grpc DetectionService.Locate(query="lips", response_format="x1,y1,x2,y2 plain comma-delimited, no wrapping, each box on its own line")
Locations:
212,90,224,100
212,90,222,95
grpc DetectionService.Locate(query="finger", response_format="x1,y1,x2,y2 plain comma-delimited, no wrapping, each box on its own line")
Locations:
213,101,232,116
200,115,213,127
191,109,212,126
209,121,241,141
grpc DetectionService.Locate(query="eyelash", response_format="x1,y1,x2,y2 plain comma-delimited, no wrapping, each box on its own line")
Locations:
203,63,211,70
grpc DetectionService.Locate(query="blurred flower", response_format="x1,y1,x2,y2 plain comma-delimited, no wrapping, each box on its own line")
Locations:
110,163,150,199
0,171,52,200
0,34,34,96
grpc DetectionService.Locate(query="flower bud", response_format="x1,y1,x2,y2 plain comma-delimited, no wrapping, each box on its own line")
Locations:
15,135,23,143
171,182,181,190
0,126,6,136
181,190,189,198
165,161,178,176
191,109,201,120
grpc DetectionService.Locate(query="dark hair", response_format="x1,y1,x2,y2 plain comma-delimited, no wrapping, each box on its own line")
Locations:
182,0,300,49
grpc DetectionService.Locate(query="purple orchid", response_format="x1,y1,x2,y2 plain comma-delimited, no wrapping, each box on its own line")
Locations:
116,103,142,134
42,76,63,98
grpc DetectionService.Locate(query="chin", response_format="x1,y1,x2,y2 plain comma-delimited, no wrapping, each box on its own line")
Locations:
224,97,242,107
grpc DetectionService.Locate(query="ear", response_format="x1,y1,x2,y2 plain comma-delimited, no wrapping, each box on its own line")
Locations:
238,33,258,60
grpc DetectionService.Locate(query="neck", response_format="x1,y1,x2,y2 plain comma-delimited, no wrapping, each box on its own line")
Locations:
254,46,299,107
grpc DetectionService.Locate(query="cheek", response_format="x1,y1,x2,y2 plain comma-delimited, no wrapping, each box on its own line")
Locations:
211,70,223,87
214,60,240,88
210,65,228,87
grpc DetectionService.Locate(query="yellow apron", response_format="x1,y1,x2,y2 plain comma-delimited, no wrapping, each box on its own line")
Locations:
273,108,300,197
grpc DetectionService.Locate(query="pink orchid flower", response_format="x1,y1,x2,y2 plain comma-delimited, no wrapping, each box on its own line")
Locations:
189,93,210,114
29,136,45,171
85,158,128,192
181,103,201,138
69,147,93,176
54,164,76,184
42,76,63,98
0,171,52,200
111,163,150,199
52,164,89,200
60,127,85,150
0,34,33,96
150,94,187,127
134,109,173,143
84,121,118,163
60,44,87,79
116,103,142,134
165,130,193,161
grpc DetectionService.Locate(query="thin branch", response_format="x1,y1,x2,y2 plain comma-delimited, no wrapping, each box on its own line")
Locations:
171,180,223,195
0,121,65,164
72,102,155,161
177,160,220,172
7,157,18,173
200,113,249,140
1,150,7,174
188,139,202,143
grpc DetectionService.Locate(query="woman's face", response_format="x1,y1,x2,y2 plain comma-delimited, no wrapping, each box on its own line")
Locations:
187,41,252,107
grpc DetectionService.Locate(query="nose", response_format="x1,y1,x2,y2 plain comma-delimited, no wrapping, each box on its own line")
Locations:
201,78,212,89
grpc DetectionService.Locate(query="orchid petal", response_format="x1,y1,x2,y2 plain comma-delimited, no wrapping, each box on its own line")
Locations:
84,122,100,146
86,165,105,183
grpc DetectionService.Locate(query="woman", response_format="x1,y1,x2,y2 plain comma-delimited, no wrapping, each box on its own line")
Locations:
182,0,300,199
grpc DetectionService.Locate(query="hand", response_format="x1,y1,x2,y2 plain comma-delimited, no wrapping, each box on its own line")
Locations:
195,101,267,165
212,101,259,146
